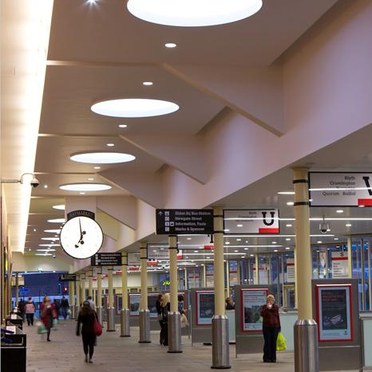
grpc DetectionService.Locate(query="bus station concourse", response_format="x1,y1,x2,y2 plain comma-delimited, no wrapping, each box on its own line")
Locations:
2,1,372,372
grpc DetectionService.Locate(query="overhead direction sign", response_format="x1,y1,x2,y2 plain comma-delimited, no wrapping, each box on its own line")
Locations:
91,252,122,266
223,209,280,234
59,274,76,282
309,172,372,206
156,209,214,235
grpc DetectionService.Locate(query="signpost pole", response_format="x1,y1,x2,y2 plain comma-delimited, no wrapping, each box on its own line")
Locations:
211,206,230,369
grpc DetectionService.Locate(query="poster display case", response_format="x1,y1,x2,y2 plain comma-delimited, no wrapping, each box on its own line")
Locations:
195,290,215,325
315,283,353,341
240,287,268,332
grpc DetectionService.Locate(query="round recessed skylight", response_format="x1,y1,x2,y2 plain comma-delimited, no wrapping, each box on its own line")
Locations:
70,152,136,164
127,0,263,27
59,183,112,192
91,98,179,118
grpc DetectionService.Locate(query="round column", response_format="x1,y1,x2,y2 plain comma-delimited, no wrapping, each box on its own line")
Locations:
293,168,319,372
96,270,103,324
106,267,116,332
211,206,230,369
168,235,182,353
120,253,130,337
139,243,151,343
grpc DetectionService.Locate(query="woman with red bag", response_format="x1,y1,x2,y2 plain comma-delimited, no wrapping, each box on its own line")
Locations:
76,300,98,363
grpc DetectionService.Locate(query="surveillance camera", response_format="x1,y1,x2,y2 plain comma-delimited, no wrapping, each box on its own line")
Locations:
30,177,40,188
319,222,329,234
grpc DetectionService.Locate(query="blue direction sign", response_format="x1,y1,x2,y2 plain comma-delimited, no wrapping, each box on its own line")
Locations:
156,209,214,235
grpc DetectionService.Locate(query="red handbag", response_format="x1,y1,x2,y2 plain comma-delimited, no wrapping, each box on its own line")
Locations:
93,318,102,336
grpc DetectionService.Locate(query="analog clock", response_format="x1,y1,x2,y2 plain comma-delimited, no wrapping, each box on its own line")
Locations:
60,216,104,259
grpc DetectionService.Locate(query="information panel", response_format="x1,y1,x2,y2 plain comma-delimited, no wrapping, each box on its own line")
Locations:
240,288,268,332
156,209,214,235
91,252,122,266
309,172,372,206
196,290,215,325
316,284,353,341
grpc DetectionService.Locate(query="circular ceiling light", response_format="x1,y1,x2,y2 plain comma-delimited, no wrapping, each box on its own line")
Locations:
91,98,179,118
70,152,136,164
127,0,262,27
59,183,112,192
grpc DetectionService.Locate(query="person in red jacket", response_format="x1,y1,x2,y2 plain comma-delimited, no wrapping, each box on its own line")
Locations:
40,296,57,342
260,294,281,363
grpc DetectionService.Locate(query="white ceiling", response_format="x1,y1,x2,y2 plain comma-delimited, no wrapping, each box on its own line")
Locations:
3,0,372,272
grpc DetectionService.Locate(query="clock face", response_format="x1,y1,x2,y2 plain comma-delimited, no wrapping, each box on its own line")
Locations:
60,216,104,259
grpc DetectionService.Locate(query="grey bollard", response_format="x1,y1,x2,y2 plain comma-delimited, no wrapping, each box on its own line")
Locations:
294,319,319,372
96,306,103,325
138,309,151,343
120,308,131,337
168,312,182,353
107,307,116,332
211,315,231,369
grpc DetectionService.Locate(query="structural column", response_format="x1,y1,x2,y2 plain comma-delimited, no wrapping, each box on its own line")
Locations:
97,270,103,324
139,242,150,343
120,253,130,337
75,275,81,314
69,280,75,319
292,167,319,372
211,206,230,369
88,270,93,299
80,274,86,304
168,235,182,353
347,236,352,278
106,267,116,331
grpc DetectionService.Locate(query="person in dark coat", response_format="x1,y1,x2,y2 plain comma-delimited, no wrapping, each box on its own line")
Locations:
260,294,281,363
159,293,170,346
156,293,164,344
76,300,97,363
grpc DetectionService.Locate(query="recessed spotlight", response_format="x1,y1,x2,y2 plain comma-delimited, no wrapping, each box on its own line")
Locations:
286,201,294,206
43,184,48,189
143,81,153,86
237,224,243,227
346,223,352,227
88,177,94,181
286,238,291,241
336,209,344,213
286,224,292,227
127,0,263,27
118,124,128,128
106,143,115,147
165,42,177,48
285,247,290,250
91,98,179,118
94,166,101,170
334,237,339,241
59,183,112,192
274,249,278,252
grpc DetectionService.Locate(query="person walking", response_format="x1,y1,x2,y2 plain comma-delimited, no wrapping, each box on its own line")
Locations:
260,294,281,363
76,300,98,363
24,297,36,326
40,296,57,342
60,296,70,320
156,293,164,344
159,293,170,346
86,295,96,311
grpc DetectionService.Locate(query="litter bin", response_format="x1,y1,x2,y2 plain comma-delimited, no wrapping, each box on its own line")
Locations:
1,325,27,372
6,314,23,330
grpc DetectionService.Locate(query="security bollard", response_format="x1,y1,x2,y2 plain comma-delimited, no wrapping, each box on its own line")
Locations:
168,312,182,353
120,308,130,337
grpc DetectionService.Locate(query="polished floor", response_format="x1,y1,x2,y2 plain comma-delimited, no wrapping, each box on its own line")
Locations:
22,319,358,372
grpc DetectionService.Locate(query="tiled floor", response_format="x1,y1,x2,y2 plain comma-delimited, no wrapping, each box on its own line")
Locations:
20,320,362,372
23,319,295,372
